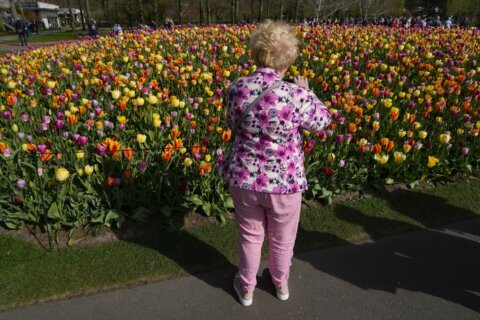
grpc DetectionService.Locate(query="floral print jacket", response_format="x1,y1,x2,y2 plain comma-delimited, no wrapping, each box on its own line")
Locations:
221,67,331,194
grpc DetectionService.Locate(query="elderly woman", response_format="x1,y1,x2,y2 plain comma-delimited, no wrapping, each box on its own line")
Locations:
222,20,331,306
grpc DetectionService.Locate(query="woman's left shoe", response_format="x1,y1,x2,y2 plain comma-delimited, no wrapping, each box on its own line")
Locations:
276,284,289,301
233,273,253,306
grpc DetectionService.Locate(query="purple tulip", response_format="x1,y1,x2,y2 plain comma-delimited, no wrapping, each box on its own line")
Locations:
78,136,88,146
37,145,47,153
97,145,107,157
138,161,149,171
338,160,345,168
16,179,26,189
1,110,11,120
55,120,64,129
3,148,11,157
462,147,470,155
336,135,344,143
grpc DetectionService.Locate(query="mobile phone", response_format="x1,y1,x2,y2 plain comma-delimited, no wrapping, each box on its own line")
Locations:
284,78,295,83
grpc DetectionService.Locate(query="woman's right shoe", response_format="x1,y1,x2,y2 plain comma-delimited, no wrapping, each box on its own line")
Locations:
276,284,289,301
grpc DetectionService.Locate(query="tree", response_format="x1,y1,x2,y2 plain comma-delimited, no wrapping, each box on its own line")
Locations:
177,0,182,24
258,0,263,20
206,0,211,24
295,0,301,21
279,0,284,19
77,0,86,30
138,0,145,23
67,0,76,32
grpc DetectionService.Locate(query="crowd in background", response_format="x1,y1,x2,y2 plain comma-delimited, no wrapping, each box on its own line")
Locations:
301,15,470,28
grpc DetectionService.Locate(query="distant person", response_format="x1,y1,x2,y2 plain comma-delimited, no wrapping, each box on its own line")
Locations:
88,19,98,36
113,23,122,35
14,18,27,46
445,16,453,28
165,18,174,30
149,20,157,29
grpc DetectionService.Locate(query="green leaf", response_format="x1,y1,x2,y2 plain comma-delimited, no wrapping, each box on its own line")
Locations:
385,178,395,185
187,194,203,206
47,202,61,220
132,207,152,221
91,214,105,224
104,209,122,227
202,203,212,216
224,196,234,209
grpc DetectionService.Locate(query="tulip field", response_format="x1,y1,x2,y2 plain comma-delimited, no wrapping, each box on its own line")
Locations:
0,24,479,233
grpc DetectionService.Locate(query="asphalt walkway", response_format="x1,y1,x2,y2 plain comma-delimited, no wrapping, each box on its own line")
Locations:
1,218,479,320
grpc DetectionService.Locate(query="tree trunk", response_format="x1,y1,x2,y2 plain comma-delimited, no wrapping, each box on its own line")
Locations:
279,0,284,19
251,0,254,21
231,0,235,24
138,0,144,23
84,0,92,23
295,0,301,22
199,0,204,24
266,0,270,18
67,0,76,32
102,0,109,24
236,0,240,23
114,0,118,22
9,0,18,19
206,0,211,24
153,0,158,24
177,0,182,25
258,0,263,20
15,0,26,21
77,0,86,30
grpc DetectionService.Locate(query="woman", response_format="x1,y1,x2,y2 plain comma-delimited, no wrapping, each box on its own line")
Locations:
222,20,331,306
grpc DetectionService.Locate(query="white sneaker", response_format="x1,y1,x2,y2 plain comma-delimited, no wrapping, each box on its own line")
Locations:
276,284,289,301
233,273,253,306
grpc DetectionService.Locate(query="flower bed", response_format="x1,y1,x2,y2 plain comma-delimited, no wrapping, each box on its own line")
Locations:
0,24,479,232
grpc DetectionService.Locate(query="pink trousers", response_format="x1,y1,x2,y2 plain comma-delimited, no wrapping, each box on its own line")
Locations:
229,186,302,292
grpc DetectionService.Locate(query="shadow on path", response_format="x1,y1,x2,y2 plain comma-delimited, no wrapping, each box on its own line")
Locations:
296,189,480,312
114,215,238,302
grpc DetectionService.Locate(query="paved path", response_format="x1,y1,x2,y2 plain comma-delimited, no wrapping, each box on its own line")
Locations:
1,218,479,320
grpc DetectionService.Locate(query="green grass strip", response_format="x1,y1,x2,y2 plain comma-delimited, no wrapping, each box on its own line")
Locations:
1,179,479,311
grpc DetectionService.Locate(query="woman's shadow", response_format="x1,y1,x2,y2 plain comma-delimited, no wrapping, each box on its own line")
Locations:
295,188,480,313
112,207,239,300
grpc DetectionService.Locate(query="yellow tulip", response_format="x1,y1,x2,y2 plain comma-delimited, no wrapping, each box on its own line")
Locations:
136,134,147,144
111,90,121,100
439,134,451,144
374,154,389,165
394,152,406,164
327,153,335,163
183,158,193,167
148,95,159,105
84,165,94,176
76,150,85,159
153,118,162,128
55,168,70,183
427,156,439,168
418,131,428,139
117,116,128,124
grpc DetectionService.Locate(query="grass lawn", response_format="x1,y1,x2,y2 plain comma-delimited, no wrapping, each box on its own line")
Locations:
1,178,480,311
0,30,110,45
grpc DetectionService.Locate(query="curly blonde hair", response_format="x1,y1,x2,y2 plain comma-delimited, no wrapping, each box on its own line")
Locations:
250,20,299,71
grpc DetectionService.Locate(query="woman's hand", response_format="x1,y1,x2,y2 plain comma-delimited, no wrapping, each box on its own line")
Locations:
294,76,309,89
